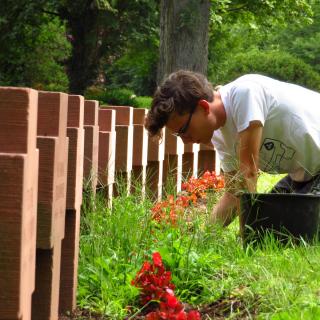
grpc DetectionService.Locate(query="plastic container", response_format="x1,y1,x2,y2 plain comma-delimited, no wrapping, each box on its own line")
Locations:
240,193,320,245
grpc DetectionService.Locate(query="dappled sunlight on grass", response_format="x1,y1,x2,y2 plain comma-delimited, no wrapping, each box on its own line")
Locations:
257,172,286,193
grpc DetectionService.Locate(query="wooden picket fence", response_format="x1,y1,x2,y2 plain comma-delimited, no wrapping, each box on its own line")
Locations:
0,87,220,320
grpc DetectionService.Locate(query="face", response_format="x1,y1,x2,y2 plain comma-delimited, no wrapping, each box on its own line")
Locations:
166,102,216,144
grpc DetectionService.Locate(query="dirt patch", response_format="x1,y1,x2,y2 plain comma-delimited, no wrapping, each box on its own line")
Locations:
59,309,107,320
60,295,259,319
199,295,259,319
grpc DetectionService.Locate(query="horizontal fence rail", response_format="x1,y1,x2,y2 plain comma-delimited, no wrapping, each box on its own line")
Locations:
0,87,220,320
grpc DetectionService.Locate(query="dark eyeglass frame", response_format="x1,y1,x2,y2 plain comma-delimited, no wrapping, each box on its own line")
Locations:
172,106,196,137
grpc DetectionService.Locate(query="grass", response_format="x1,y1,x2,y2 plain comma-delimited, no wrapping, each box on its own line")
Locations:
77,173,320,319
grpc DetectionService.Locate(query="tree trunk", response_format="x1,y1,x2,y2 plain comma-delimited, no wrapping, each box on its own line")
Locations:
66,11,101,95
157,0,211,84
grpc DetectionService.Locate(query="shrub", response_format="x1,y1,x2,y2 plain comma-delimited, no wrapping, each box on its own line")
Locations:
85,87,152,109
85,87,136,106
0,17,70,92
211,49,320,91
104,40,158,96
132,96,152,109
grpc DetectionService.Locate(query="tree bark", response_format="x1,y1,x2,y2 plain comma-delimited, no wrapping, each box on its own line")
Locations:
157,0,211,84
64,9,101,95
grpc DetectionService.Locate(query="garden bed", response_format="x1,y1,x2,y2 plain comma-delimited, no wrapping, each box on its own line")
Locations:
75,173,320,319
59,293,259,319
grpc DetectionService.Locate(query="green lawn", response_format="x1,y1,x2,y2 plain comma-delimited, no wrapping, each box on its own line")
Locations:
77,173,320,319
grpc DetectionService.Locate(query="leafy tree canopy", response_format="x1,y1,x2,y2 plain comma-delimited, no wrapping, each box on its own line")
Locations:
0,0,159,93
0,0,317,94
210,0,313,26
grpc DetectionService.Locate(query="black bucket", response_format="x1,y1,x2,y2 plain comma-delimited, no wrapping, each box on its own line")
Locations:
240,193,320,246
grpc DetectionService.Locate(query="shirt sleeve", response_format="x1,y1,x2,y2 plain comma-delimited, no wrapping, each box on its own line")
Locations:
229,81,268,132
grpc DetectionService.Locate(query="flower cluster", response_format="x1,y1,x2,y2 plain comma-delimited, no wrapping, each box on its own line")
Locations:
132,252,201,320
181,171,224,199
151,194,194,225
131,252,175,305
151,171,224,224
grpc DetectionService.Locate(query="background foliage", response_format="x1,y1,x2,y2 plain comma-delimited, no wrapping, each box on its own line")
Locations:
0,0,319,99
0,1,71,91
210,49,320,91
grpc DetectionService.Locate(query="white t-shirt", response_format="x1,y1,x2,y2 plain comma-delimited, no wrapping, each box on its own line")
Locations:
212,74,320,181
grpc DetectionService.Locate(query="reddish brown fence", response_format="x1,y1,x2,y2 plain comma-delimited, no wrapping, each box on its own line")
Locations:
0,87,219,320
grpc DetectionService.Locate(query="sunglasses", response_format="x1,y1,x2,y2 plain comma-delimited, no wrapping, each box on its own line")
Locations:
172,107,195,138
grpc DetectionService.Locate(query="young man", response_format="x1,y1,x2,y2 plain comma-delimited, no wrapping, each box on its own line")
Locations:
145,70,320,226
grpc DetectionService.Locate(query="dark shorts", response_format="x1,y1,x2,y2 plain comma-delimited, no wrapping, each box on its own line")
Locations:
270,174,320,194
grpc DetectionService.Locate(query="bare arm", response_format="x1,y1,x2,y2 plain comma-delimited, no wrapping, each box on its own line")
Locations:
210,171,239,226
210,121,263,226
238,120,262,192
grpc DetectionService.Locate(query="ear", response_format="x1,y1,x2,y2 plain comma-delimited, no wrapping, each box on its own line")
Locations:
198,99,210,114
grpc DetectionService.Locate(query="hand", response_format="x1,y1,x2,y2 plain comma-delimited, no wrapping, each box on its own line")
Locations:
210,191,240,226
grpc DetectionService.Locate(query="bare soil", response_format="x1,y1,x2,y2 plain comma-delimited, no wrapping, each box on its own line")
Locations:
59,295,259,319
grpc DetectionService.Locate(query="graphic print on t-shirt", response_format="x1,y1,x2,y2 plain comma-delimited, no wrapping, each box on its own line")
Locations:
260,138,295,172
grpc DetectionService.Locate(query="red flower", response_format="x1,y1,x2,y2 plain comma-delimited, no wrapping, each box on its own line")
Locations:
153,252,163,268
152,171,224,225
132,253,200,320
187,310,201,320
176,311,188,320
166,294,179,308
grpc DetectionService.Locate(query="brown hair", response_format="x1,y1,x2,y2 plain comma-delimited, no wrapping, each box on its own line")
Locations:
145,70,214,137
